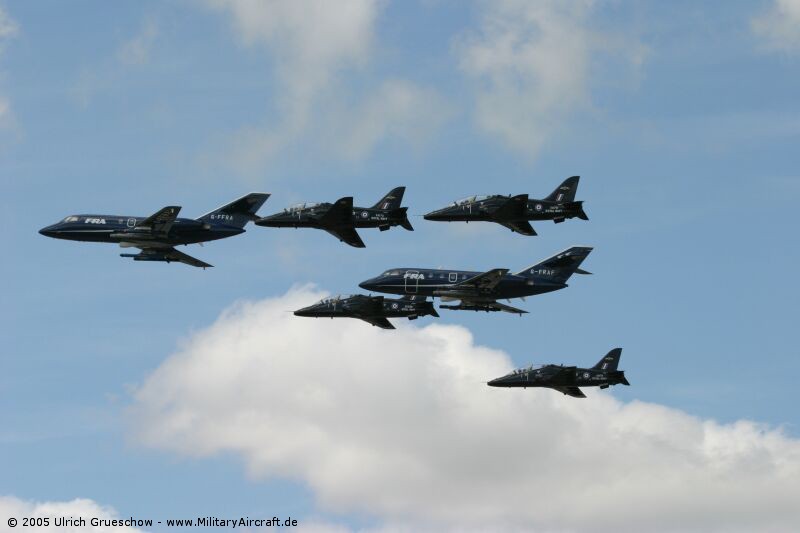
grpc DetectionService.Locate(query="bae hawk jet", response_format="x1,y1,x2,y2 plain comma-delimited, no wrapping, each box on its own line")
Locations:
488,348,630,398
424,176,588,236
255,187,412,248
359,246,593,314
294,294,439,329
39,193,270,268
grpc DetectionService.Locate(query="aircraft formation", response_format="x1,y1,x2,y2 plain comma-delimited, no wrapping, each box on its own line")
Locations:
40,175,629,398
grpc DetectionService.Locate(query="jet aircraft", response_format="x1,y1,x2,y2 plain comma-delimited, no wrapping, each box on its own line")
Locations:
488,348,629,398
39,193,270,268
294,294,438,329
359,246,593,314
255,187,412,248
423,176,588,236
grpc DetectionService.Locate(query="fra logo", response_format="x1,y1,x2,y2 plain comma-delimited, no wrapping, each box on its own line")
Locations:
404,272,425,280
85,218,106,224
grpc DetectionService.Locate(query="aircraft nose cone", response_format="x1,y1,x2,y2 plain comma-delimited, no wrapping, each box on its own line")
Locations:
39,225,58,237
487,378,502,387
255,212,289,226
293,305,318,317
423,209,444,221
359,279,376,291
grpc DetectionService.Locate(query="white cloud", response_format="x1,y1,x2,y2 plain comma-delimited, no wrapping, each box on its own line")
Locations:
0,6,17,41
0,496,146,532
204,0,450,174
117,18,159,66
0,6,17,129
752,0,800,53
457,0,644,157
330,79,454,160
130,287,800,532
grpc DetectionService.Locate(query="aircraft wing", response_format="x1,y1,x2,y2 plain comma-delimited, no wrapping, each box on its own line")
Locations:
492,194,528,219
324,227,366,248
131,246,213,268
358,316,395,329
497,220,537,236
440,298,528,314
551,386,586,398
454,268,509,292
320,197,354,226
138,206,181,235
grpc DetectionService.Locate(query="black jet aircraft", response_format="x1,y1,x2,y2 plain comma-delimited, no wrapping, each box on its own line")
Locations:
294,294,438,329
488,348,629,398
359,246,592,314
423,176,588,236
255,187,412,248
39,193,270,268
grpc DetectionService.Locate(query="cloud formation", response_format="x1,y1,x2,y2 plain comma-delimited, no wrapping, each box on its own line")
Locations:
130,287,800,532
0,496,145,532
206,0,450,173
0,5,17,129
752,0,800,53
457,0,645,157
117,18,159,66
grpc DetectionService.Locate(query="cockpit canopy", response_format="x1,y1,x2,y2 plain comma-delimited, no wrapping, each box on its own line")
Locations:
285,202,322,213
504,364,544,376
454,195,492,206
382,270,403,277
315,294,357,305
62,216,80,223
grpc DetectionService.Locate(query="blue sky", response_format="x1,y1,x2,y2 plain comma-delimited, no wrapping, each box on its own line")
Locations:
2,1,800,531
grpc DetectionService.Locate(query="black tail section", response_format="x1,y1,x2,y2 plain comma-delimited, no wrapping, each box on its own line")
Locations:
545,176,579,203
198,193,270,228
568,201,589,220
372,187,406,210
392,207,414,231
593,348,622,371
515,246,593,284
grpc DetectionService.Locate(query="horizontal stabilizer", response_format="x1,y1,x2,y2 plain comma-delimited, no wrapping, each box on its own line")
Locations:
198,192,270,228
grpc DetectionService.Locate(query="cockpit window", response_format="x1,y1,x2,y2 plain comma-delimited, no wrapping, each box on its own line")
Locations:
455,195,492,205
285,202,321,212
382,270,401,276
506,364,543,376
63,216,79,223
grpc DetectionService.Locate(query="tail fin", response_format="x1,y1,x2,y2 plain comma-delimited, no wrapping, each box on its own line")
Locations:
392,207,414,231
515,246,593,284
197,193,270,228
545,176,579,203
593,348,622,371
372,187,406,210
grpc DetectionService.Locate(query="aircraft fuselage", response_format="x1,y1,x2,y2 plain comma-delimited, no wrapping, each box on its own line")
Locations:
488,365,627,389
39,215,243,246
359,268,564,299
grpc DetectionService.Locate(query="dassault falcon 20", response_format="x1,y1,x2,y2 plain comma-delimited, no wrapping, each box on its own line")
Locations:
359,246,593,314
294,294,439,329
487,348,629,398
39,193,270,268
255,187,413,248
423,176,588,236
